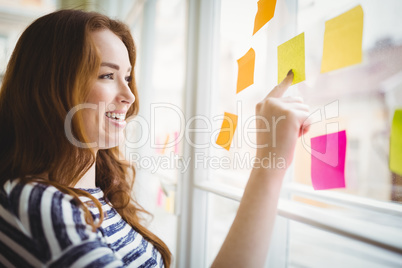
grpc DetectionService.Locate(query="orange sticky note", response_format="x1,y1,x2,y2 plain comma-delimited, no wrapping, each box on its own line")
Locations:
161,134,169,154
236,48,255,94
253,0,277,35
278,32,305,85
321,5,364,73
216,112,238,151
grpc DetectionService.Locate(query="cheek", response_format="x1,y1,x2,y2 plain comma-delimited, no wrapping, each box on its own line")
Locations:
84,87,108,126
87,84,108,104
87,86,114,112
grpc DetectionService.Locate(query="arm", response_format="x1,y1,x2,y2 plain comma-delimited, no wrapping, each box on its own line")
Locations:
212,71,310,267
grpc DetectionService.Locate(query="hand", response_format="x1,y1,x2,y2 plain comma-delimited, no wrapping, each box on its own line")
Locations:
255,70,310,169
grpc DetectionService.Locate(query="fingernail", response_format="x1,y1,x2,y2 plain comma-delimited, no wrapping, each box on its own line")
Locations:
287,69,293,76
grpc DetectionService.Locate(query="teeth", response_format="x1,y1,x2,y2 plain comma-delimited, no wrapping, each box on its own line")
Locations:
106,112,125,121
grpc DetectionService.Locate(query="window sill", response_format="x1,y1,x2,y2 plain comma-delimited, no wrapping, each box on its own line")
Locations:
194,180,402,255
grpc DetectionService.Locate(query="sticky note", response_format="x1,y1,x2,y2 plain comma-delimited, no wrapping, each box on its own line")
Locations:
321,5,364,73
165,191,175,214
253,0,277,35
236,48,255,94
216,112,238,151
390,110,402,176
157,186,163,207
278,32,305,85
162,134,169,154
311,130,347,190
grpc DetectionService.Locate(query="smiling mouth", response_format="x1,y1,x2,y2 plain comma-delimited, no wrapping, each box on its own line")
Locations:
105,112,125,122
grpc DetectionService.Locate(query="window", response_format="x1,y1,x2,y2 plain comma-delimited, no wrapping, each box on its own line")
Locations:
174,0,402,267
128,0,187,264
0,0,57,83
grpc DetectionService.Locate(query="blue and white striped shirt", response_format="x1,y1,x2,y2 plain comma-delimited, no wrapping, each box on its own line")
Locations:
0,179,163,267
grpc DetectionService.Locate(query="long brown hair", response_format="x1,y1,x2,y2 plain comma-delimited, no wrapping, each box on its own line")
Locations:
0,9,171,266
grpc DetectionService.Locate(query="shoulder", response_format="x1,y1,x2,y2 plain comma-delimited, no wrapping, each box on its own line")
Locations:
1,180,90,258
1,179,77,223
1,179,90,242
0,179,124,267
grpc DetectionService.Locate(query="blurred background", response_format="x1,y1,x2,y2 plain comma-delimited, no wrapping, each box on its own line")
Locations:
0,0,401,267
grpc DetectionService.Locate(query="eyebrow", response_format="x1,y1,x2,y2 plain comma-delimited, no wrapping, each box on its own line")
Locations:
100,62,131,72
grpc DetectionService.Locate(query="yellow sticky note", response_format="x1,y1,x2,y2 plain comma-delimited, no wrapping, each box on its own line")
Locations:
390,109,402,176
237,48,255,94
253,0,277,35
216,112,238,151
278,32,305,85
164,191,175,214
321,5,364,73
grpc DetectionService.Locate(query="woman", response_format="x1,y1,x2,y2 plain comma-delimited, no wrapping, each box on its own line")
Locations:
0,9,309,268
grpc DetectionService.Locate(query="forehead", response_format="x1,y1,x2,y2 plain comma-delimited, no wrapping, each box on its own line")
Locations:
90,29,131,67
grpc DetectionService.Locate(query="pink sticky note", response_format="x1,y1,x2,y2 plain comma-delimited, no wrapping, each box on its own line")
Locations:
311,130,347,190
157,186,163,207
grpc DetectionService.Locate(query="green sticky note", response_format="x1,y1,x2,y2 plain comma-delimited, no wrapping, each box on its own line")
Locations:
390,109,402,176
278,32,305,85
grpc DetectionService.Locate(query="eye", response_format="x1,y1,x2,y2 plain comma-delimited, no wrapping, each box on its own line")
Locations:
99,73,114,79
125,76,132,83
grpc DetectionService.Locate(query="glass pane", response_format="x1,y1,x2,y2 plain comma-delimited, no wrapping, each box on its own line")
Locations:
148,0,186,181
0,0,56,10
130,0,187,263
293,0,402,203
207,0,294,188
288,220,402,267
204,0,402,266
206,193,238,267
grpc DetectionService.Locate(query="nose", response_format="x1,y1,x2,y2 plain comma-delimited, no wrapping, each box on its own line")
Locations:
118,79,135,105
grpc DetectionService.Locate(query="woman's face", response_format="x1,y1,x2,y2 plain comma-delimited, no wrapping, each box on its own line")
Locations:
83,29,135,150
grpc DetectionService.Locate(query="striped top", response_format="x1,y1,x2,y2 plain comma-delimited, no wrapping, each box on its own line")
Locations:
0,179,164,267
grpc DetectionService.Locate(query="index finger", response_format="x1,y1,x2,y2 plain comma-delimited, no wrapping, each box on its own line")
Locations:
267,69,294,98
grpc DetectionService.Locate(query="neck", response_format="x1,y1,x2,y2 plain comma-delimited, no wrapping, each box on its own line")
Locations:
74,160,97,189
